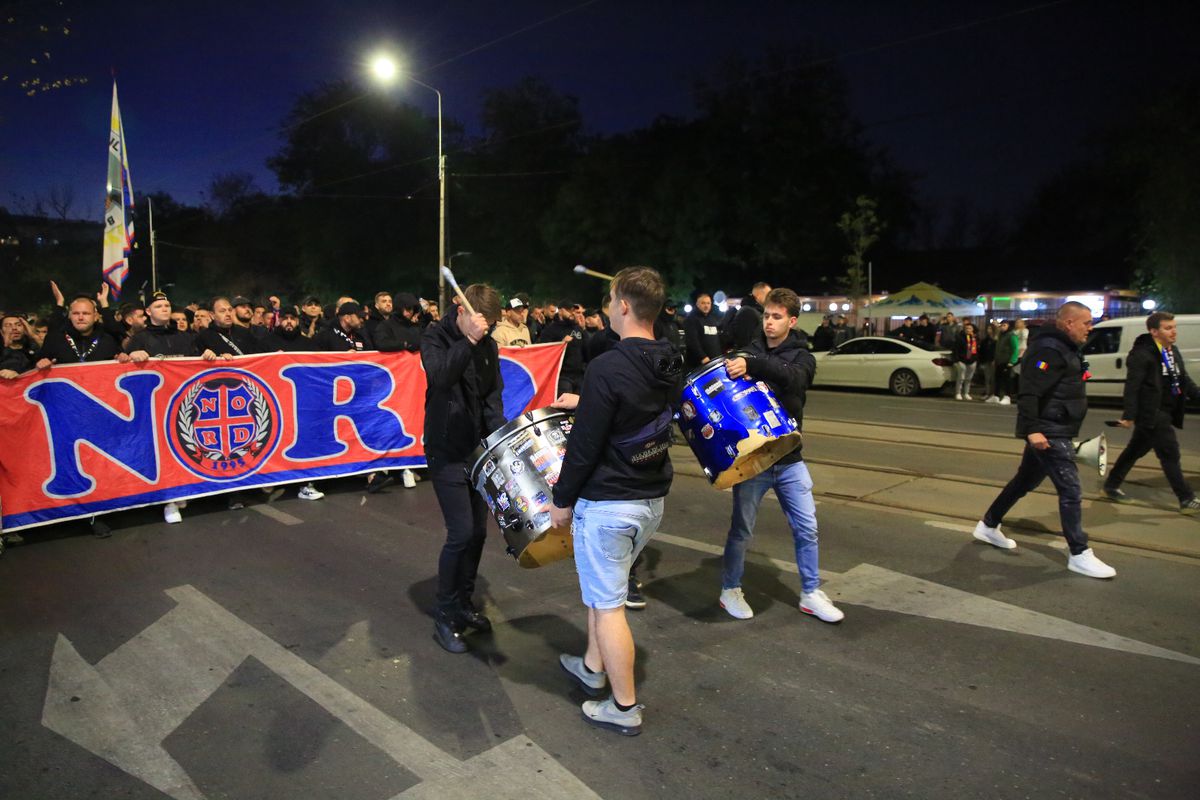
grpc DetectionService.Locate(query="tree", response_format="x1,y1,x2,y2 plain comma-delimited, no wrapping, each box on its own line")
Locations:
837,195,885,320
45,184,76,221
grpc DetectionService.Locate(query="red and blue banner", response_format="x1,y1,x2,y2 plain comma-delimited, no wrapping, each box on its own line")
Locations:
0,344,564,531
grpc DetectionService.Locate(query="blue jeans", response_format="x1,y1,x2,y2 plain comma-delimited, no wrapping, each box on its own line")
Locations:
723,461,821,594
573,497,664,609
984,439,1088,555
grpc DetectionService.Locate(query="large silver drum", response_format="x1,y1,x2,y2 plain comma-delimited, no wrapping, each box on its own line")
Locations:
469,407,574,568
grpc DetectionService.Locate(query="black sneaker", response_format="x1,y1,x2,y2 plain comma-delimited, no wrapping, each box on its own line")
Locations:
366,473,394,494
1103,487,1132,503
433,615,468,654
625,578,647,610
90,518,112,539
457,602,492,632
1181,497,1200,515
3,532,25,546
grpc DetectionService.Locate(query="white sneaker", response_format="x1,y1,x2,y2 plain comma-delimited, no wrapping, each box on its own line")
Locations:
985,396,1001,404
799,589,844,623
998,397,1011,405
1067,548,1116,579
972,520,1016,550
964,393,974,400
719,588,754,619
163,502,182,524
298,483,324,501
955,392,963,400
402,469,417,489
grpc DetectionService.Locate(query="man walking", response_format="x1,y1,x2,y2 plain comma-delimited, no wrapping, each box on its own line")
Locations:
971,302,1117,578
717,288,843,624
1103,312,1200,512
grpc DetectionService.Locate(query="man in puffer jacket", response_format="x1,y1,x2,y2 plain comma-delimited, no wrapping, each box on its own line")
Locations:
970,302,1117,579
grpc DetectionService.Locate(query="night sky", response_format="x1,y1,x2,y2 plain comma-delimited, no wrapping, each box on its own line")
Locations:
2,0,1196,228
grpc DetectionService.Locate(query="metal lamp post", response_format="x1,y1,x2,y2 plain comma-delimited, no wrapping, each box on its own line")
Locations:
369,55,447,310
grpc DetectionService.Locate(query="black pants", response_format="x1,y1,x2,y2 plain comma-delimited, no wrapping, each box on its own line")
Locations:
984,439,1089,555
995,364,1012,398
431,461,490,616
1105,413,1194,502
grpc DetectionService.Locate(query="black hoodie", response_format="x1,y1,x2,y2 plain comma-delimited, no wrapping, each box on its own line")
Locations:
741,330,815,465
553,336,683,506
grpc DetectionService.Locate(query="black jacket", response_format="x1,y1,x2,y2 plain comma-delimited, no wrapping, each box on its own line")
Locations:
742,330,815,465
0,344,34,373
585,321,619,363
374,315,423,353
197,324,261,356
313,323,373,352
727,297,764,350
1122,332,1200,430
537,316,585,390
125,323,198,357
420,312,506,466
683,309,723,367
35,326,123,364
1016,328,1087,439
260,327,313,352
952,332,980,365
811,324,835,352
553,336,682,507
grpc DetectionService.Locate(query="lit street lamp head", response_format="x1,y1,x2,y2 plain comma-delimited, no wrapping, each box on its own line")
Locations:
369,53,398,84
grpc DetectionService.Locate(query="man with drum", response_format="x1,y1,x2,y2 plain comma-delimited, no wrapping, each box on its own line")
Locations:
421,285,507,654
550,266,682,736
718,288,845,624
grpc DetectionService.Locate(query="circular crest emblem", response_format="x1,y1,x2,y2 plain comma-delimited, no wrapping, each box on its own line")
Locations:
165,368,282,481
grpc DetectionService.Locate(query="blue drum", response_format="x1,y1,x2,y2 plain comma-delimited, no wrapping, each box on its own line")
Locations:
676,355,802,489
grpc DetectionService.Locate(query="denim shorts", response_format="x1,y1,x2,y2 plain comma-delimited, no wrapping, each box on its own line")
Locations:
572,497,665,609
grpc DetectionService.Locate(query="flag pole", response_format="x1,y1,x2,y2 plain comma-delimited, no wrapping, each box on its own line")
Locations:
149,196,157,294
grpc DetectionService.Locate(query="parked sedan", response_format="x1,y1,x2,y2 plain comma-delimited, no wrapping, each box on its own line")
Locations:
812,337,953,396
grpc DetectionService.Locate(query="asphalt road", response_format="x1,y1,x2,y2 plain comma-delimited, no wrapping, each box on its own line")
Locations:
3,414,1198,800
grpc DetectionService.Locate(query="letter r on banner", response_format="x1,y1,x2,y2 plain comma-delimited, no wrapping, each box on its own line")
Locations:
281,363,415,460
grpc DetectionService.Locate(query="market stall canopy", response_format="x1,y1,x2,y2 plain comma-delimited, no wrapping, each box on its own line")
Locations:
867,282,983,317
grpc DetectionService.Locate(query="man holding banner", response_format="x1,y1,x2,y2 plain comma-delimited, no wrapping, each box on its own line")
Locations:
421,285,507,654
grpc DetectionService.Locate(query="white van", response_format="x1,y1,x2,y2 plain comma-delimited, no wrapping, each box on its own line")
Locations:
1081,314,1200,398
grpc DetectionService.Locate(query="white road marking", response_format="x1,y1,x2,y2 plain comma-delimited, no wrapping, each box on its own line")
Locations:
249,503,303,526
42,585,602,800
653,530,1199,666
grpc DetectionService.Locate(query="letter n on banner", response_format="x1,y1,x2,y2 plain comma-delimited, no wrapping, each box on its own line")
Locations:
25,373,163,497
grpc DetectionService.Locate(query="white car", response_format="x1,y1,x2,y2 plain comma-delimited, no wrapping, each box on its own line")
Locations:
812,337,954,396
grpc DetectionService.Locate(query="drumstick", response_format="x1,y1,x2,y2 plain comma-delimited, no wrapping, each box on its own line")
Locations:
573,264,615,281
440,265,477,315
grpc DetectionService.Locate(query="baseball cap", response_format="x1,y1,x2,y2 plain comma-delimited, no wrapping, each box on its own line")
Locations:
231,295,252,307
279,305,300,319
507,296,528,310
336,301,363,317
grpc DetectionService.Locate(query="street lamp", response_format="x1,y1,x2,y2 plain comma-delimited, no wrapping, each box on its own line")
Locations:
367,52,447,310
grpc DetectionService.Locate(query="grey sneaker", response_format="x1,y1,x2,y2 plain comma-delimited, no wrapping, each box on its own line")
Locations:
581,697,643,736
559,653,606,696
1181,497,1200,515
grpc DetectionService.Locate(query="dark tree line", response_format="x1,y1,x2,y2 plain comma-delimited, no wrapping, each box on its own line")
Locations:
5,52,1195,313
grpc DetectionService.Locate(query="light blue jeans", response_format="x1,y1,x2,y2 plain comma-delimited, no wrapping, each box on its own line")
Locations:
573,497,665,609
723,461,820,593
